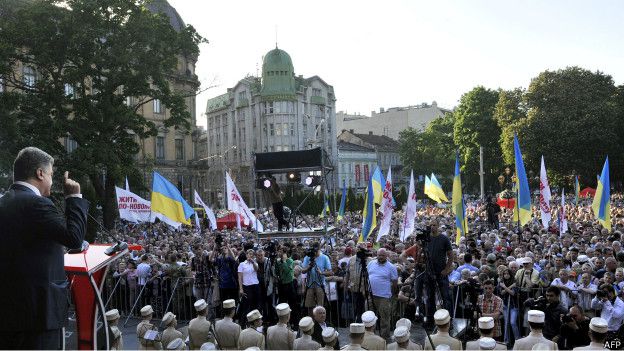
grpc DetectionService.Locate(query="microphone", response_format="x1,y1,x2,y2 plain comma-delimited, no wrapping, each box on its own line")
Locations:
104,241,128,256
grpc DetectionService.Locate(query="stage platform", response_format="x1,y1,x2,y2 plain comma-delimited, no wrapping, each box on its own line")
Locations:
258,226,336,239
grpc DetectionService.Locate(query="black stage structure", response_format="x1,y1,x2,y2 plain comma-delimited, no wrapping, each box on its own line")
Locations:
252,147,335,239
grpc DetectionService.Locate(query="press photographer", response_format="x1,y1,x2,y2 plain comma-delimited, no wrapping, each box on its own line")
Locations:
524,286,567,340
301,243,332,314
345,243,372,321
590,284,624,335
556,305,590,349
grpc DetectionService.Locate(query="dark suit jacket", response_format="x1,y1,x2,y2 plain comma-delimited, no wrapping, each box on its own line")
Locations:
312,321,340,350
0,183,89,331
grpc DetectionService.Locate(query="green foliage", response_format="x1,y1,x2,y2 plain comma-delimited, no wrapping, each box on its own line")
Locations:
453,86,502,190
494,88,527,165
399,112,455,179
0,0,205,227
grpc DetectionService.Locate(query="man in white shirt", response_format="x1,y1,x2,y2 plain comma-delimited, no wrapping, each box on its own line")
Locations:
550,269,578,309
136,255,152,306
590,284,624,333
576,273,597,316
367,248,398,339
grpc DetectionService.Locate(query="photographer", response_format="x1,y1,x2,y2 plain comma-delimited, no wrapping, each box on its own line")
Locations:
210,239,239,303
301,243,332,315
556,305,590,349
345,243,371,322
525,286,567,340
591,283,624,334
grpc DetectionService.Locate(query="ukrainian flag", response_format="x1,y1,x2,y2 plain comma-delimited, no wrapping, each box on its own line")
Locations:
371,166,384,205
592,157,611,230
424,175,437,202
430,173,449,203
151,172,194,225
512,135,532,226
320,199,330,218
574,176,580,206
359,171,376,242
452,153,467,245
336,180,347,222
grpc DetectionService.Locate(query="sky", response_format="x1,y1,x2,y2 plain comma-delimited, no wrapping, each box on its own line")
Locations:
168,0,624,129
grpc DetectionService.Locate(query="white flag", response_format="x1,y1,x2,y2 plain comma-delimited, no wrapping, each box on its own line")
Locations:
125,177,129,191
559,188,568,236
539,156,552,229
401,171,417,242
194,211,200,232
194,190,217,230
115,186,152,223
376,167,394,242
226,172,263,232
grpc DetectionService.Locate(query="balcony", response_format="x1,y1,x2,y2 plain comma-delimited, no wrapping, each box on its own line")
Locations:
237,97,249,108
310,96,326,105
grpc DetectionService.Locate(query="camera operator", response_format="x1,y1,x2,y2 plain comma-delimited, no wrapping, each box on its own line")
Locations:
591,284,624,335
476,280,503,339
525,286,567,340
210,238,239,303
345,243,371,322
301,243,332,315
556,305,590,349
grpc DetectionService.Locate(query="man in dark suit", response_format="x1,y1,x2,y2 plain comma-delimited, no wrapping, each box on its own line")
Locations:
311,306,340,350
0,147,89,349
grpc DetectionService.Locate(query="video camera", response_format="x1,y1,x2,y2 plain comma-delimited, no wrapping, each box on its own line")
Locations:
215,233,224,247
264,240,278,261
414,225,432,243
524,296,548,311
356,247,370,260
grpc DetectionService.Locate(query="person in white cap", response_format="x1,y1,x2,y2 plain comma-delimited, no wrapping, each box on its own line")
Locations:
424,309,461,350
137,305,163,350
200,342,217,350
294,316,320,350
188,299,216,350
341,323,366,350
266,303,296,350
215,299,241,350
387,326,421,350
435,345,450,351
361,311,386,351
238,309,265,350
166,337,186,350
512,310,557,350
161,312,183,349
572,317,609,350
319,327,339,350
478,337,496,350
105,309,123,350
466,317,505,350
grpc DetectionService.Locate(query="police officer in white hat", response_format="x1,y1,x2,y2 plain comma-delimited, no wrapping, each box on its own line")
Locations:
466,317,505,350
106,309,123,350
238,309,265,350
215,299,241,350
425,309,461,350
341,323,367,350
266,303,296,350
387,326,422,350
294,316,320,350
572,317,609,350
361,311,386,351
137,305,163,350
166,338,186,350
161,312,183,349
188,299,216,350
478,337,496,350
513,310,557,350
319,328,339,350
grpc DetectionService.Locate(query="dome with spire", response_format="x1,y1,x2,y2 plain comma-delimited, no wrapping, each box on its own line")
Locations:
146,0,186,32
260,46,296,101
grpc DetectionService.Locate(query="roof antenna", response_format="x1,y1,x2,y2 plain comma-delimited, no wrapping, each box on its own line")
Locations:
275,25,278,48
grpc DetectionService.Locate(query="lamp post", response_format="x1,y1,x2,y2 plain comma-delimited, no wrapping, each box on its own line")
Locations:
198,145,237,209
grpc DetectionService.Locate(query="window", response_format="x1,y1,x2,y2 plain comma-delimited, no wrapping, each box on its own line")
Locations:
238,91,246,100
290,123,295,136
276,146,282,152
265,102,274,114
270,123,275,136
282,123,288,136
64,83,74,97
156,136,165,159
291,144,295,151
153,99,162,114
23,66,36,88
313,88,322,97
175,139,184,160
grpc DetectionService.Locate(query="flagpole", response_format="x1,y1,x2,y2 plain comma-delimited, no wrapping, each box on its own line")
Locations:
515,186,520,231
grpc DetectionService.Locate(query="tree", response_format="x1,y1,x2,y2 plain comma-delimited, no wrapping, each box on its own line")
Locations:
494,88,527,165
0,0,206,227
453,86,502,190
501,67,623,187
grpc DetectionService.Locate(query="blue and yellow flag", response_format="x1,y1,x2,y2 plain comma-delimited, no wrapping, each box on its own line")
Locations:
337,180,347,222
359,171,376,242
574,176,580,206
320,199,330,218
592,157,611,230
424,175,437,202
371,166,385,205
452,153,467,245
512,135,532,226
151,172,194,225
430,173,449,203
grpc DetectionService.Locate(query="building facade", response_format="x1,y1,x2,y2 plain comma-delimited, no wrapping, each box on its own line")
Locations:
205,47,337,207
337,141,378,192
336,102,451,140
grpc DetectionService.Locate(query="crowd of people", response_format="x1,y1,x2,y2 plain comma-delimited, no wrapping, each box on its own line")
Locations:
100,194,624,350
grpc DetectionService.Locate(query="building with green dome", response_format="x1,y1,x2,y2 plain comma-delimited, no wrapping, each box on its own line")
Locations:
205,46,337,206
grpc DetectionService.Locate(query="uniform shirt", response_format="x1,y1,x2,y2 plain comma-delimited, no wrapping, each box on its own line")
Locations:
466,338,506,350
136,320,162,350
512,331,558,351
188,316,215,349
238,327,265,350
215,316,241,350
424,331,462,350
572,341,609,350
361,331,386,351
293,334,320,350
367,259,398,298
266,323,295,350
386,341,422,350
161,326,183,350
238,260,260,286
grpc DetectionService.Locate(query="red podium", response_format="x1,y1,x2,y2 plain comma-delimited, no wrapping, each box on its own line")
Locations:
65,244,128,350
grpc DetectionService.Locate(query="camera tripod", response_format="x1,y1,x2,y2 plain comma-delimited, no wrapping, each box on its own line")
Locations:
354,256,381,334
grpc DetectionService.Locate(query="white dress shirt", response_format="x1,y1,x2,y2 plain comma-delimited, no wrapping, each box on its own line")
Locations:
591,296,624,331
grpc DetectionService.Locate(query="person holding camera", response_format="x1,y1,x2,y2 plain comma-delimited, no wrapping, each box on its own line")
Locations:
275,246,298,323
345,243,371,322
210,240,239,304
556,305,591,349
301,244,332,315
525,286,567,340
590,283,624,335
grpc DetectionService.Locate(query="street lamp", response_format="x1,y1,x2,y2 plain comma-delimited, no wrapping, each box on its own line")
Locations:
199,145,237,208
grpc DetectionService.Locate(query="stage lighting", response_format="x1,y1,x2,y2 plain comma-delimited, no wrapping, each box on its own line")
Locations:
304,175,322,187
263,179,272,188
287,172,301,183
256,177,272,189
